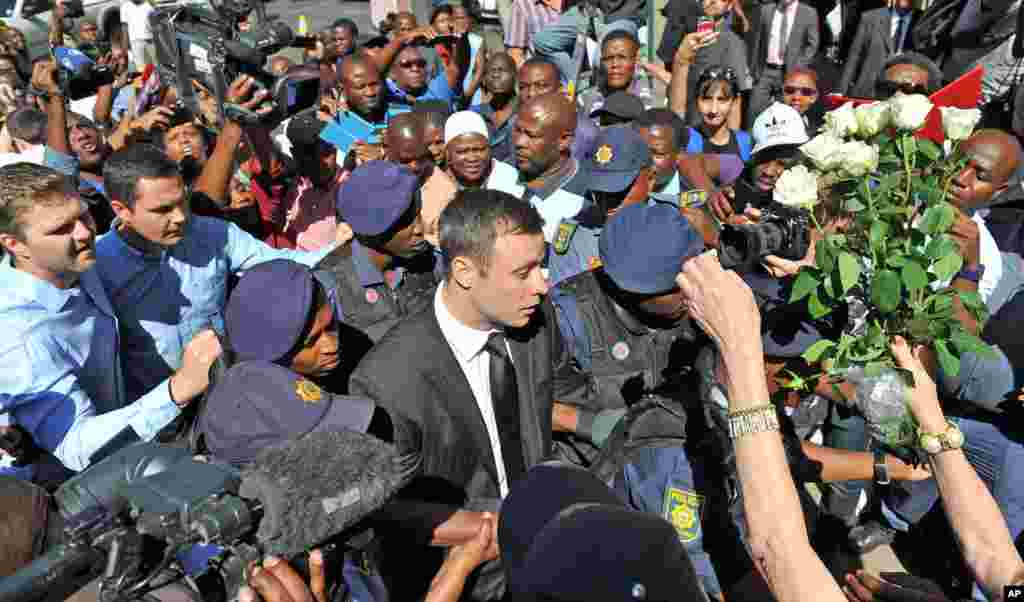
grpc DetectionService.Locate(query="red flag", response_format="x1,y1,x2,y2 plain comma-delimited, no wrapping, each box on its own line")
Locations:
822,66,984,143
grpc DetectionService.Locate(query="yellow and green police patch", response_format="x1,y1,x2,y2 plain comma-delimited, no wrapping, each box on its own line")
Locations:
664,488,704,543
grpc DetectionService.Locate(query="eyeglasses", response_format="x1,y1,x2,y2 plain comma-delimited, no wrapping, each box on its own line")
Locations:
398,59,427,70
783,85,817,97
878,80,929,98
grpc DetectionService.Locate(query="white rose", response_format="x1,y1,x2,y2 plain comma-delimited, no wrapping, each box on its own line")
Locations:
889,94,934,131
824,101,859,138
854,102,891,138
940,106,982,141
773,164,820,209
801,132,844,171
838,140,879,177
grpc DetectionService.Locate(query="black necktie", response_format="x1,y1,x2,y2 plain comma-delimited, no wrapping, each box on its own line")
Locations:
485,332,527,483
893,15,906,54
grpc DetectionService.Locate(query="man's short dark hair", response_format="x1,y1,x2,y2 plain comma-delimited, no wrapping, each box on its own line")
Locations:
601,29,640,52
430,4,454,24
413,100,451,130
440,189,544,274
520,55,560,79
881,52,943,93
634,108,686,150
6,109,46,145
331,18,359,38
103,144,181,209
287,108,328,149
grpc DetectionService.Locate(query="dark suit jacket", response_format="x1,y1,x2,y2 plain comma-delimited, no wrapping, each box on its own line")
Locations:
751,2,821,80
350,297,590,600
838,8,921,98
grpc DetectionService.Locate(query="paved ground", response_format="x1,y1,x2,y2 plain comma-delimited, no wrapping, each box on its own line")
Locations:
264,0,376,41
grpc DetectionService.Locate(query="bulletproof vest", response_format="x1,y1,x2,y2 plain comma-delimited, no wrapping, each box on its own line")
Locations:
557,270,699,407
314,247,438,375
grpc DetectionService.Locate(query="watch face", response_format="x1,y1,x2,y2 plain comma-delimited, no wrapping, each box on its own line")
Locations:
920,433,942,455
947,426,965,449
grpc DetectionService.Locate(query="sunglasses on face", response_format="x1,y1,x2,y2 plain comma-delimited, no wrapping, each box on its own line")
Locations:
783,85,817,97
878,80,928,97
398,59,427,70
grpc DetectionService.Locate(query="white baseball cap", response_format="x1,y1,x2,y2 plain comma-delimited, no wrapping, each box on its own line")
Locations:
750,102,809,157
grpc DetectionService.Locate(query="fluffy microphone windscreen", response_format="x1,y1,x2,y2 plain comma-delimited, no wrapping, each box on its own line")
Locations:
238,430,420,557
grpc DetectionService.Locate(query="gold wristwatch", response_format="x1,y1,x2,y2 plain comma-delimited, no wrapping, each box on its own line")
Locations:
918,420,964,455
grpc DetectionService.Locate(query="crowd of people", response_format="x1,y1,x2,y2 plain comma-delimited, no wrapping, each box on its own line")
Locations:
1,0,1024,600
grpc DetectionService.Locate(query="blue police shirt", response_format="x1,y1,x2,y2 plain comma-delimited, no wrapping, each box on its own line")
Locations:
386,73,457,109
94,216,335,401
0,258,179,479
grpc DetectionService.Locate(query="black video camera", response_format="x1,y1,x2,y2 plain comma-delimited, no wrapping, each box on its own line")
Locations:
718,203,812,272
149,0,321,127
48,46,114,100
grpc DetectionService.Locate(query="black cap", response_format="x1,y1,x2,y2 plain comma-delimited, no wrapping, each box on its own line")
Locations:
590,91,645,122
499,463,705,602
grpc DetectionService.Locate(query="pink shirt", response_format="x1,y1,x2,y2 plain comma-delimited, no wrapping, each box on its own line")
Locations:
767,0,799,66
284,171,349,251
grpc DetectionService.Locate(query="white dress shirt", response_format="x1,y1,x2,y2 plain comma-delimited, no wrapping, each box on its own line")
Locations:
767,0,800,66
434,284,513,498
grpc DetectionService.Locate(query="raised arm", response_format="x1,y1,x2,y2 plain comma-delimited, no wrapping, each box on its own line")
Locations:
676,252,846,602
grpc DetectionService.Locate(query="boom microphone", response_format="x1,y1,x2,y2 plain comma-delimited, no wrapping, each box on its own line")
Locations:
238,428,421,557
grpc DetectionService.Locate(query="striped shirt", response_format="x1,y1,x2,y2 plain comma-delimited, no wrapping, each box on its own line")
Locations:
505,0,560,49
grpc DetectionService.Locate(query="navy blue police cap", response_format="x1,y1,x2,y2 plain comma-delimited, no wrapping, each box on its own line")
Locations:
336,160,420,236
225,259,315,364
584,125,653,194
599,203,704,294
499,463,704,602
199,360,376,467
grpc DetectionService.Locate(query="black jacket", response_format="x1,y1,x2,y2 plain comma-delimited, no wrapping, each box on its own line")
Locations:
349,298,591,600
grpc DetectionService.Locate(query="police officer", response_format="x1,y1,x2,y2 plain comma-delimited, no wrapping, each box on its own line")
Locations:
314,161,439,380
548,126,656,286
550,203,737,598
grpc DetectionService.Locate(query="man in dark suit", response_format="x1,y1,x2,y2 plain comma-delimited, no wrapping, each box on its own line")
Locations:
349,188,594,601
747,0,820,124
838,0,921,99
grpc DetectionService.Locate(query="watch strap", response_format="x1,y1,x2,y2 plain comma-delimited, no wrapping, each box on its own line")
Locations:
955,264,985,284
873,449,891,485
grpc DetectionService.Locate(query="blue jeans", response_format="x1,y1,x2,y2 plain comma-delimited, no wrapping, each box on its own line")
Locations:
824,409,869,526
882,417,1024,599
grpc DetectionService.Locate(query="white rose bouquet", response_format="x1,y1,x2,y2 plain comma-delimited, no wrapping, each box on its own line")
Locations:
775,94,995,454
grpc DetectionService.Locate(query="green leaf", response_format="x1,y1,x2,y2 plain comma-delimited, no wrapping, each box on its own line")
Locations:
901,261,929,292
934,339,960,378
815,239,835,272
918,138,942,161
958,290,986,313
933,252,963,282
925,235,957,260
887,254,910,268
808,289,832,319
870,222,890,250
871,270,902,314
837,252,861,294
864,361,889,378
919,203,956,235
789,269,820,302
845,195,866,212
950,329,998,358
802,339,836,364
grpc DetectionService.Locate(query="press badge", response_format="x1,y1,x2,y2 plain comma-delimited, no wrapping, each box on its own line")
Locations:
680,189,707,209
554,219,577,255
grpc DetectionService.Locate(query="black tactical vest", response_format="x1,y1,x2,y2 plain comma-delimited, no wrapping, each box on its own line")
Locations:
314,246,439,379
555,270,701,407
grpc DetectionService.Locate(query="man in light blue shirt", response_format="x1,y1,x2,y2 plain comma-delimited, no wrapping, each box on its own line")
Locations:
95,145,346,401
0,163,221,483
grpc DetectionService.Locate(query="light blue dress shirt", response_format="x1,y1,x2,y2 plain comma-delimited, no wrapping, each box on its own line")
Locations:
0,258,178,479
94,216,335,401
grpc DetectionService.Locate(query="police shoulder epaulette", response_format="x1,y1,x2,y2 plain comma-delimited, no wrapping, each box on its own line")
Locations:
553,218,578,255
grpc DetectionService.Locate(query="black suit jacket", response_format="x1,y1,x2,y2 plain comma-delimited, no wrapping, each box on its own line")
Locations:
751,1,821,80
350,297,590,600
838,8,921,98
